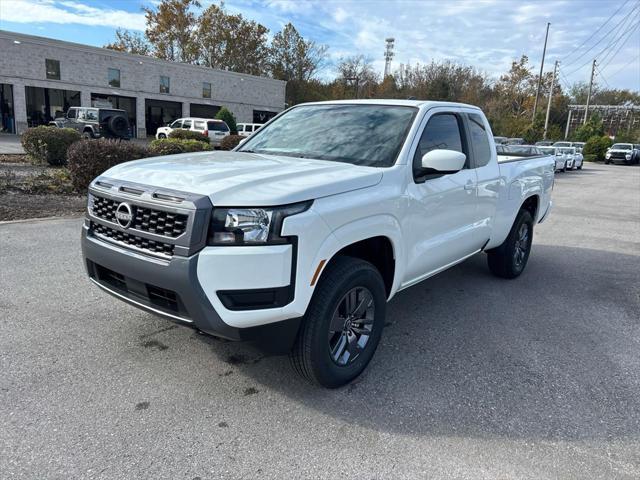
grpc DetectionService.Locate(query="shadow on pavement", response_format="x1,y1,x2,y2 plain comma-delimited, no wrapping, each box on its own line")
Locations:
201,244,640,441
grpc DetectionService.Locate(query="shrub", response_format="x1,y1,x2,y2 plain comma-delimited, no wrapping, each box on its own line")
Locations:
21,126,82,166
148,138,212,156
219,135,244,151
67,139,149,191
215,107,238,134
583,154,597,162
583,135,613,161
168,129,210,143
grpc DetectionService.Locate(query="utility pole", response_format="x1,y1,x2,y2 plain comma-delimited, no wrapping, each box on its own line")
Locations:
584,59,596,124
543,60,558,140
564,109,572,140
532,22,550,122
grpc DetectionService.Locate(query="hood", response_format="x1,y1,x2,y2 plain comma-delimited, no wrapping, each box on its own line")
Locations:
101,150,383,206
609,148,632,153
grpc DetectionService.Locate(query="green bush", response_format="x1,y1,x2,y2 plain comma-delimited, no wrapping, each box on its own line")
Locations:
215,107,238,134
67,139,149,191
583,154,597,162
219,135,244,151
148,138,212,156
21,126,82,166
583,135,612,161
168,129,210,143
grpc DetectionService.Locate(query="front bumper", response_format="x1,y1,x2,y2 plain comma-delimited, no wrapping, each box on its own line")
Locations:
81,226,301,350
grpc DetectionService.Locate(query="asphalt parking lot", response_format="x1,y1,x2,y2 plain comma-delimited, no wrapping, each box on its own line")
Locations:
1,163,639,479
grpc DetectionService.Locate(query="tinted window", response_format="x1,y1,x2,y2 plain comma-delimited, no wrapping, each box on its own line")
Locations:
413,113,464,170
182,119,192,129
240,104,417,168
67,108,77,119
160,76,170,94
202,82,211,98
468,114,492,167
46,59,60,80
207,121,229,132
170,120,182,128
108,68,120,88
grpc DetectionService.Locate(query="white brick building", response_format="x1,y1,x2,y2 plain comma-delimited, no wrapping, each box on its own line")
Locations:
0,30,286,138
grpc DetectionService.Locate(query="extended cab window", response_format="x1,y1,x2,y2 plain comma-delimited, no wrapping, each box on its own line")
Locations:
468,113,491,167
413,113,465,175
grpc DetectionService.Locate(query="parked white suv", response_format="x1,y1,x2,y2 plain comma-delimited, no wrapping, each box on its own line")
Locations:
82,100,554,387
155,117,230,146
237,123,263,137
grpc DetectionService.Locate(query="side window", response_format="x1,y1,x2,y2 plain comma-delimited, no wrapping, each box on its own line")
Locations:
468,113,492,167
182,119,192,129
77,109,86,120
170,120,182,129
246,125,253,133
86,109,98,121
67,108,77,119
194,121,205,130
413,113,465,175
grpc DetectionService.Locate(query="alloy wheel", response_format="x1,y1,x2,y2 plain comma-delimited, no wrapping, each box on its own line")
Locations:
513,223,529,268
327,287,375,366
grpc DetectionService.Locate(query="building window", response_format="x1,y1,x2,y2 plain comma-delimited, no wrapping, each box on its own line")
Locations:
108,68,121,88
202,82,211,98
45,59,60,80
160,76,170,94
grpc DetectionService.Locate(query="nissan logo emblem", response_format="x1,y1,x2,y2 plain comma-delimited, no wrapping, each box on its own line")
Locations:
115,202,134,229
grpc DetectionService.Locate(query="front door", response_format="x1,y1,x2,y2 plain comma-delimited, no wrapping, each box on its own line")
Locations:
401,111,484,287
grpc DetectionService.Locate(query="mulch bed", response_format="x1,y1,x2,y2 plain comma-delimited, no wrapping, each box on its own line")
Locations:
0,191,86,221
0,154,30,164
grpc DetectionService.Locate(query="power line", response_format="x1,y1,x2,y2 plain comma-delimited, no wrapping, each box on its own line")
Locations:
564,17,640,77
563,3,639,69
605,54,640,79
599,21,640,71
595,65,611,89
561,0,632,62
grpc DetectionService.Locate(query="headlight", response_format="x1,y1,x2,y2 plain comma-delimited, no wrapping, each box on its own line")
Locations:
606,152,611,159
626,154,631,160
207,201,312,245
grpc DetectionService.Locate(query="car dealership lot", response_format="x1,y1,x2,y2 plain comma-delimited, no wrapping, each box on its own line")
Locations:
1,163,639,479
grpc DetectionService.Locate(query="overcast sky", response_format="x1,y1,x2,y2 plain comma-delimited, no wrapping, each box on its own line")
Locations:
1,0,639,91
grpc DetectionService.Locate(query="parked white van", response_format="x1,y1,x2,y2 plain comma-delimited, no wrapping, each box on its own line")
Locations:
237,123,263,137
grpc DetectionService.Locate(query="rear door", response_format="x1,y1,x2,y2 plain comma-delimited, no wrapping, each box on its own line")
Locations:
402,109,482,285
464,112,500,243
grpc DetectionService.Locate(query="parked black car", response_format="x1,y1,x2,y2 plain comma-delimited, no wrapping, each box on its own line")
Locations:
50,107,131,139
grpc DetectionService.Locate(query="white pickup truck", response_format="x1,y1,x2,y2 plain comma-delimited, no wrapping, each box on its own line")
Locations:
81,100,554,387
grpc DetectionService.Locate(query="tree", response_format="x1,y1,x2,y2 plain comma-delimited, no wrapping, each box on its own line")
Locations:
104,29,151,56
143,0,201,63
198,4,270,75
270,23,327,82
573,113,605,141
216,107,237,134
336,55,378,98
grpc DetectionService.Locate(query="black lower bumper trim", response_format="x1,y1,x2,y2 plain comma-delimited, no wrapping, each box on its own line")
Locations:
81,226,301,350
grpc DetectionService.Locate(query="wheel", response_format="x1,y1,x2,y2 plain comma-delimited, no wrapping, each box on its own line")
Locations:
562,165,567,172
82,130,94,139
605,160,611,164
158,133,167,139
486,209,534,279
290,256,386,388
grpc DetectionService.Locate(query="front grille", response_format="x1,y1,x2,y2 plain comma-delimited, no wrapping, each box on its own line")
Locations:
609,152,628,159
91,221,174,257
91,195,188,238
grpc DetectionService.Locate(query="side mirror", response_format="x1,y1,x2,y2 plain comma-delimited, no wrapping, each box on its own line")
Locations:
421,149,466,174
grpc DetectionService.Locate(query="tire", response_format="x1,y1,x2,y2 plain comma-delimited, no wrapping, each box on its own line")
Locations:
158,133,167,139
82,130,94,139
605,160,611,164
487,209,534,279
106,114,130,138
562,165,567,172
290,256,386,388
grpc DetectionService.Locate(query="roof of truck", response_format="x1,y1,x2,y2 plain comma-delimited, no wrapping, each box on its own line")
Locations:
299,99,482,110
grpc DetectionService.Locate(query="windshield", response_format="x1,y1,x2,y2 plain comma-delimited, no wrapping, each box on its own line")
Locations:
238,104,417,167
554,142,571,147
558,147,575,154
539,147,555,154
611,143,632,149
